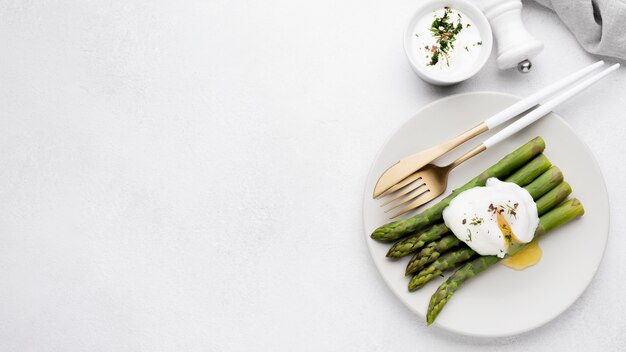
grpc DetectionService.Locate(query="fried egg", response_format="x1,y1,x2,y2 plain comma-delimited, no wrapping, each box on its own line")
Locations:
442,178,540,258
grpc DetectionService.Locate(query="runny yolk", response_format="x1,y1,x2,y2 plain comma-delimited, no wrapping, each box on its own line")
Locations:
496,211,522,249
496,211,542,270
501,240,542,270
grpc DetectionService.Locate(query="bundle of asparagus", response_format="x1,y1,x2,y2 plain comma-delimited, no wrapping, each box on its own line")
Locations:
388,162,562,260
369,137,584,325
371,137,547,242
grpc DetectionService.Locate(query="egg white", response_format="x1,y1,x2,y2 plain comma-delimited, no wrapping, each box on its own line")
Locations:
442,178,539,258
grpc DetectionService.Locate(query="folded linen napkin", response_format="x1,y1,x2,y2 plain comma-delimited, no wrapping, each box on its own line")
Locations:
532,0,626,60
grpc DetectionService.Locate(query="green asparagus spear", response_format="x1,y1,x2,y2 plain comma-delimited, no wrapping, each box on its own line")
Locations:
386,224,450,258
524,166,563,200
409,177,573,290
405,235,460,276
427,255,499,325
406,241,437,271
504,154,551,186
409,248,476,291
535,181,571,216
528,198,584,237
426,198,584,325
371,137,545,242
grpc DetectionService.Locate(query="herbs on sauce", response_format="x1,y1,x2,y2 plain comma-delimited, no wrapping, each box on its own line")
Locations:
413,7,483,73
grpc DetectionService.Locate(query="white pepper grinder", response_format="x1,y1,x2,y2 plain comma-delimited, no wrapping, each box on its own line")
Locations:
472,0,543,72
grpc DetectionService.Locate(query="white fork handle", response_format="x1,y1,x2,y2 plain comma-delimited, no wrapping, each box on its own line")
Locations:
484,63,619,149
484,60,604,129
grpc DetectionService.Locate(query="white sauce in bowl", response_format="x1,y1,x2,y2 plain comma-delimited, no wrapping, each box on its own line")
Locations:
412,7,483,78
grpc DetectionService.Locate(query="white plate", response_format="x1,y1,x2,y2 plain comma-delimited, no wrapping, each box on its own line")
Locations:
363,92,609,337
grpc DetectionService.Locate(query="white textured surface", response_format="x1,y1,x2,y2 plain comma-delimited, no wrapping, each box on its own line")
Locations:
0,1,624,350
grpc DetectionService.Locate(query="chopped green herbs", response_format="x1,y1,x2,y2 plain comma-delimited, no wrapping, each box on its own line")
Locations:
415,8,483,68
425,7,464,66
469,217,484,226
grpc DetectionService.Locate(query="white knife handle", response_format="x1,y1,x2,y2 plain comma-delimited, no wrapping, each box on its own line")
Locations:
484,60,604,129
483,63,619,149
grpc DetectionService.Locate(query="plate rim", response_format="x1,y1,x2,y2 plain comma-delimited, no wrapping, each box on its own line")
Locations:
362,91,610,338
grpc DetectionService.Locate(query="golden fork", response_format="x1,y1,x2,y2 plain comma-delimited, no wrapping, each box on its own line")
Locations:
380,144,485,218
380,62,619,219
372,61,604,200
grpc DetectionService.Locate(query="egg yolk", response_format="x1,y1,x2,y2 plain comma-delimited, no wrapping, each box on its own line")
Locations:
496,212,542,270
496,211,522,249
501,240,543,270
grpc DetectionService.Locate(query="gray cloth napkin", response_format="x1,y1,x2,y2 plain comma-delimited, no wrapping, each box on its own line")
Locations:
532,0,626,60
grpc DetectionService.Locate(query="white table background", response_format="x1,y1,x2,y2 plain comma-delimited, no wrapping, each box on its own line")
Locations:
1,1,624,350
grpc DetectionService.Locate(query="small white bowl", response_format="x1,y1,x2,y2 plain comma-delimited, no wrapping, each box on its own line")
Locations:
404,0,493,85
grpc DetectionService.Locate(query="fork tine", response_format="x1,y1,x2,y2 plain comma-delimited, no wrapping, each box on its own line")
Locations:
379,178,426,207
376,172,422,199
384,187,430,213
388,190,435,219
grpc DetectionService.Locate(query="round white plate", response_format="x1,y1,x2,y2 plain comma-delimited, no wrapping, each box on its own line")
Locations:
363,92,609,337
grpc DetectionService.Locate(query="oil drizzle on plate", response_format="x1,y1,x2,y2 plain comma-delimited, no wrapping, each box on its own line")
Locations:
501,239,543,270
